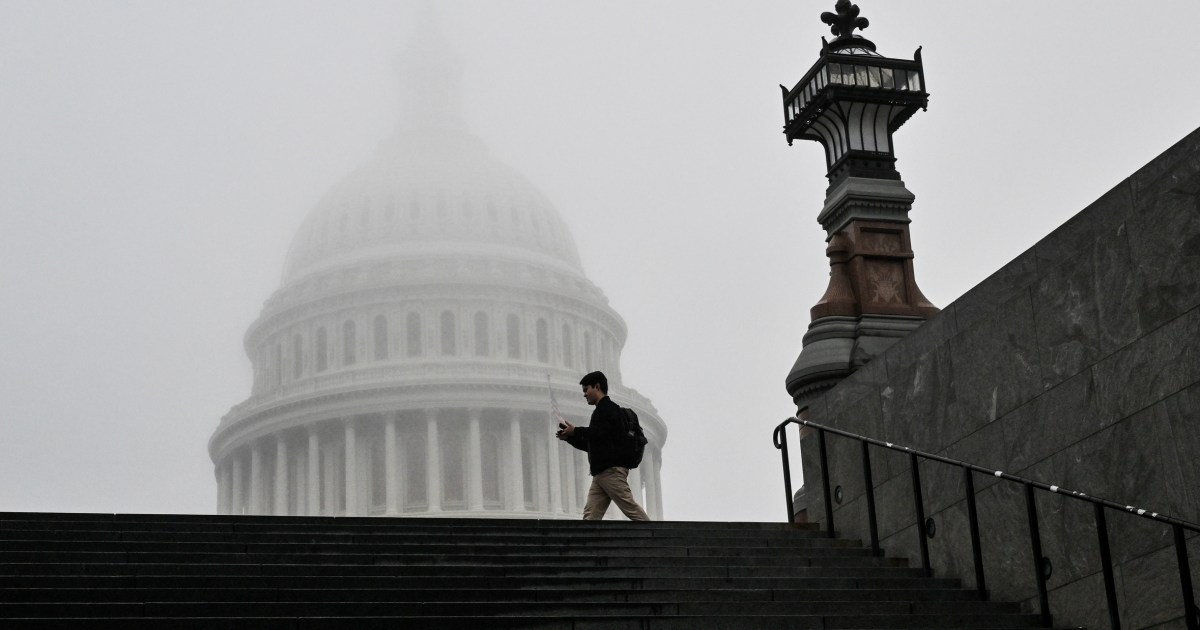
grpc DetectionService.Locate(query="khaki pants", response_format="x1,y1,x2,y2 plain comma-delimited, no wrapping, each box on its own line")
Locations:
583,467,650,521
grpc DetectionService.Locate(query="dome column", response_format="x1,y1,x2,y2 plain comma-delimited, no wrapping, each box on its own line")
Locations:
274,437,289,515
295,440,308,516
217,460,232,515
466,409,484,512
249,443,265,515
425,410,442,513
306,428,320,516
643,447,661,521
547,420,562,514
628,466,643,511
534,430,549,512
562,444,577,514
230,454,245,515
344,419,358,515
506,411,525,512
576,455,589,512
385,412,400,515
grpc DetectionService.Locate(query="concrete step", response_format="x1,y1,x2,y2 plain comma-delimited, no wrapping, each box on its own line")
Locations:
0,564,926,585
0,563,929,580
0,555,908,577
0,536,866,552
2,598,1001,613
0,614,1050,629
0,514,813,535
0,586,989,603
0,542,883,561
1,560,917,578
0,573,969,590
0,523,825,537
0,599,1026,617
0,512,806,527
0,512,1057,628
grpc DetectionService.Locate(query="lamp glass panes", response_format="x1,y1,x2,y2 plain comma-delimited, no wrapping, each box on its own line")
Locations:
787,61,921,122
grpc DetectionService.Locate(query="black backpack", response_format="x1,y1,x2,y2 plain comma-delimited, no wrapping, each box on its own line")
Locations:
618,407,649,468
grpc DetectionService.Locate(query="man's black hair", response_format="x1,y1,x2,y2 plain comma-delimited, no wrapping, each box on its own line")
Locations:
579,371,608,394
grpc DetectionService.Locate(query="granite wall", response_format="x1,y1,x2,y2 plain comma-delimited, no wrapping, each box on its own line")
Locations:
799,126,1200,630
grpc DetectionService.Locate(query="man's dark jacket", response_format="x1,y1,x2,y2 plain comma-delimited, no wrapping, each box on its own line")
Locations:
566,396,625,475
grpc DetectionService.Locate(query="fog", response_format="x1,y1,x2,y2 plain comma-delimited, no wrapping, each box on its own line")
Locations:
2,1,1198,522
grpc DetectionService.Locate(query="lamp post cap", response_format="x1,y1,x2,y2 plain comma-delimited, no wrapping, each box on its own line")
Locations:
820,0,876,53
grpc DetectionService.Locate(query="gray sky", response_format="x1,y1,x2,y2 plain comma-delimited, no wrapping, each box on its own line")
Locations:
2,1,1198,521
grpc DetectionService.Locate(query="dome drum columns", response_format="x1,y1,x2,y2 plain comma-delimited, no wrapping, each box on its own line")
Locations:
214,410,666,520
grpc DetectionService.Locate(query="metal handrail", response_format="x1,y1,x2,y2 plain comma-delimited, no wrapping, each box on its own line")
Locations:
773,416,1200,630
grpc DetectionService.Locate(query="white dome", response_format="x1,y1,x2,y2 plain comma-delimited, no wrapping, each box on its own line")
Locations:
281,128,585,286
210,17,667,521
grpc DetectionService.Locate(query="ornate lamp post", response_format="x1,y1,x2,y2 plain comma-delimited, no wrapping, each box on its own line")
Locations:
783,1,938,409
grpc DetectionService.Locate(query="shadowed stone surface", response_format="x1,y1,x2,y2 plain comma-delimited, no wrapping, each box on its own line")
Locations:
801,125,1200,630
948,290,1041,434
1118,540,1200,629
1043,571,1118,630
0,512,1058,629
952,250,1038,334
1163,383,1200,518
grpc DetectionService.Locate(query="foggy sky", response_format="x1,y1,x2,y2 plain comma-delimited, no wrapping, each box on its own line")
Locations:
2,1,1199,521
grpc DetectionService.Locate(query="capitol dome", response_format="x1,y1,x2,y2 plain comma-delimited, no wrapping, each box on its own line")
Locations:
208,21,667,519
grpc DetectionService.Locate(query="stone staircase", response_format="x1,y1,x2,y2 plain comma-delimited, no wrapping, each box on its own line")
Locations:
0,512,1053,629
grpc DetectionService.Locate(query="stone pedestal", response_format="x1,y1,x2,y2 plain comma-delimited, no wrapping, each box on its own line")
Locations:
788,176,937,409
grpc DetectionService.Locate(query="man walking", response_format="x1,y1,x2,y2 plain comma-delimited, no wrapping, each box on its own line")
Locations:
557,371,650,521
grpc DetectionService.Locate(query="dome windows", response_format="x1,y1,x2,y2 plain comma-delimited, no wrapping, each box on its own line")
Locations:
257,309,608,384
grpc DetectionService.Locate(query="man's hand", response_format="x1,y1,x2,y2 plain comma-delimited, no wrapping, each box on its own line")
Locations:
556,419,576,440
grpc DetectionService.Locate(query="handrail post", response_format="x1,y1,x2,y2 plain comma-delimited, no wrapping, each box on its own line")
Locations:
861,440,879,555
817,428,835,538
1024,484,1051,626
1094,504,1121,630
963,466,987,600
775,424,795,523
910,453,931,576
1174,524,1198,630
